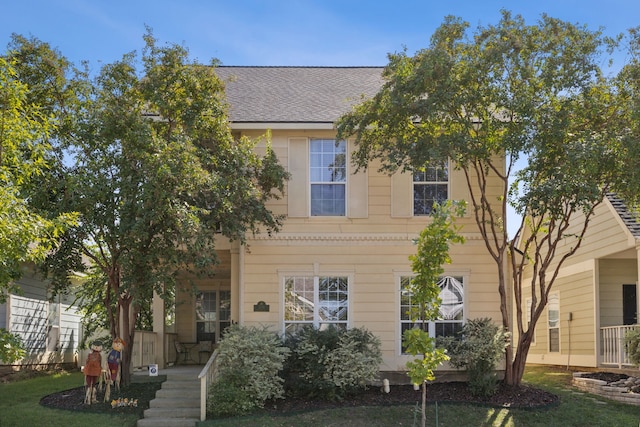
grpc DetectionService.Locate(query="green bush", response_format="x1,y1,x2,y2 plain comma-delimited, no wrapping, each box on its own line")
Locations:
439,318,510,397
283,326,382,400
208,324,290,417
625,327,640,366
0,328,26,363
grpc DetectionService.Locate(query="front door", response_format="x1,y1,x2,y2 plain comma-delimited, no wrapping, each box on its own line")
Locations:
196,289,231,343
623,284,637,325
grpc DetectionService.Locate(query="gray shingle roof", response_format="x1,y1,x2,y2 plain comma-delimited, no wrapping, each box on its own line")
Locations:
607,193,640,238
214,66,384,124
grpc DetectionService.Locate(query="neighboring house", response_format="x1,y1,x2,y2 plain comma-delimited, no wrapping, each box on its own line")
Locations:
0,264,83,367
521,193,640,369
160,66,506,376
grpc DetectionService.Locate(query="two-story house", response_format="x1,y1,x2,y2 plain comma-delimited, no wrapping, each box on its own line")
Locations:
156,66,506,375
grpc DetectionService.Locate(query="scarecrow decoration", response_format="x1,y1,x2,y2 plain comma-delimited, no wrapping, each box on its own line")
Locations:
105,337,125,401
84,340,103,404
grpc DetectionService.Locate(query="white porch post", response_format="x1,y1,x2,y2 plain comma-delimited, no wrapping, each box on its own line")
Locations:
230,242,241,325
152,289,166,368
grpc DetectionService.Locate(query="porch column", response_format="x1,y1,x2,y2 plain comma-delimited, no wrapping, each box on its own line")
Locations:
152,289,166,368
230,242,241,325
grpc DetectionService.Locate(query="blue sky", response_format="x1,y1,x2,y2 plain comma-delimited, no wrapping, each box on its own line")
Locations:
2,1,638,237
2,0,639,69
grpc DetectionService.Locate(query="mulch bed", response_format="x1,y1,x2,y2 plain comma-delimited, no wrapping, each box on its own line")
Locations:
263,382,559,414
35,371,562,416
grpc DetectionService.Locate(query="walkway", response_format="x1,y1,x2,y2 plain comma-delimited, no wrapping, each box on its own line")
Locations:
136,365,203,427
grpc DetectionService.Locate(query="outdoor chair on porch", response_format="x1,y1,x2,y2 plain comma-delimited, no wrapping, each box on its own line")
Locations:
174,341,191,364
198,340,213,364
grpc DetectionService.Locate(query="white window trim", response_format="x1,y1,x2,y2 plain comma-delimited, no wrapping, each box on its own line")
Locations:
396,270,468,356
309,138,348,217
548,293,560,353
280,271,353,334
412,160,451,217
525,297,537,346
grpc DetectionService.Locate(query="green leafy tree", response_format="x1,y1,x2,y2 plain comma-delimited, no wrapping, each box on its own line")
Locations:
14,31,288,384
0,53,76,303
403,201,465,427
337,11,624,386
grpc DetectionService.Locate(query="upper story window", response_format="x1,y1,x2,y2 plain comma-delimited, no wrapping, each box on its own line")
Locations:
413,161,449,215
310,139,346,216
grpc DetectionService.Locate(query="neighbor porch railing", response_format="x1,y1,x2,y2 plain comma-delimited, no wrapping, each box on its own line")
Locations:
198,349,219,421
131,331,156,368
600,325,638,368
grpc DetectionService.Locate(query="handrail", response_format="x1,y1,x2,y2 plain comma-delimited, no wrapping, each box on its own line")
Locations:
197,349,219,421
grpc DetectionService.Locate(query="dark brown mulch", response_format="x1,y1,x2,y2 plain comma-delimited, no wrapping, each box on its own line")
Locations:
38,376,559,416
39,378,164,417
578,372,629,383
264,382,559,414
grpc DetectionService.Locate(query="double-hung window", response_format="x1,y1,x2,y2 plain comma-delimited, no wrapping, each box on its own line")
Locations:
310,139,346,216
284,276,349,333
400,275,464,352
413,161,449,215
548,293,560,352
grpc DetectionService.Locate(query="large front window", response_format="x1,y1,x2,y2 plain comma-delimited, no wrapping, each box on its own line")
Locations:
284,276,348,333
413,161,449,215
196,290,231,343
400,275,464,352
310,139,346,216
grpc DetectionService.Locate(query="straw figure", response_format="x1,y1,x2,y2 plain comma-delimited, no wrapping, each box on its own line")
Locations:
84,340,103,404
105,337,125,401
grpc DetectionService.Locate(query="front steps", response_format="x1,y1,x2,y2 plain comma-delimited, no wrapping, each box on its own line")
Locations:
137,369,201,427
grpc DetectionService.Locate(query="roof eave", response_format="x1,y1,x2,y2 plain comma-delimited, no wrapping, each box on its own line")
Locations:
229,122,336,130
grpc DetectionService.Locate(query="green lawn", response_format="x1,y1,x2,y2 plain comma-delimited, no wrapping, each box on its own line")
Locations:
0,371,140,427
1,366,638,427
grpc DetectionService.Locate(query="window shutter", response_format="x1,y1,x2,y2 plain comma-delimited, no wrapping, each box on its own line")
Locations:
391,169,412,217
287,137,309,217
347,139,368,218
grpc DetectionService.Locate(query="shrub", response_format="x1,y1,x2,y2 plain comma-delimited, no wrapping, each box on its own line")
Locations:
440,318,510,397
283,326,382,400
0,329,25,363
625,327,640,366
208,324,289,417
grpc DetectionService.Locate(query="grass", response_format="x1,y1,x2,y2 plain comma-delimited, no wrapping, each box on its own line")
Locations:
1,366,639,427
0,371,141,427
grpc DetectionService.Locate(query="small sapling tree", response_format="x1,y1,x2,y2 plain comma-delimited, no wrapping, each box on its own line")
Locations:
403,200,465,427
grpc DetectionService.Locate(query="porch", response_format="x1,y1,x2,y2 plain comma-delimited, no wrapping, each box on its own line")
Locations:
600,324,639,369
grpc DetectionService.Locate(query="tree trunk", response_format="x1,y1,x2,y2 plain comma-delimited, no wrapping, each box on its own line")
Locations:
421,382,426,427
118,295,135,386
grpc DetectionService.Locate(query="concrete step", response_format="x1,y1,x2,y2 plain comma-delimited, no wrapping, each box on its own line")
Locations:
144,407,200,418
155,388,200,399
149,397,199,408
137,418,199,427
161,380,200,389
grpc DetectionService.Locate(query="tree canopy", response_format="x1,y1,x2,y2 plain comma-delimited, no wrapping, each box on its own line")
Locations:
337,10,629,385
0,54,76,302
8,31,289,383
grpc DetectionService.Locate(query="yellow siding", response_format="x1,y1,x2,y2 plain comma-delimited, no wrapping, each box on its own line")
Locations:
599,259,637,327
176,128,507,372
